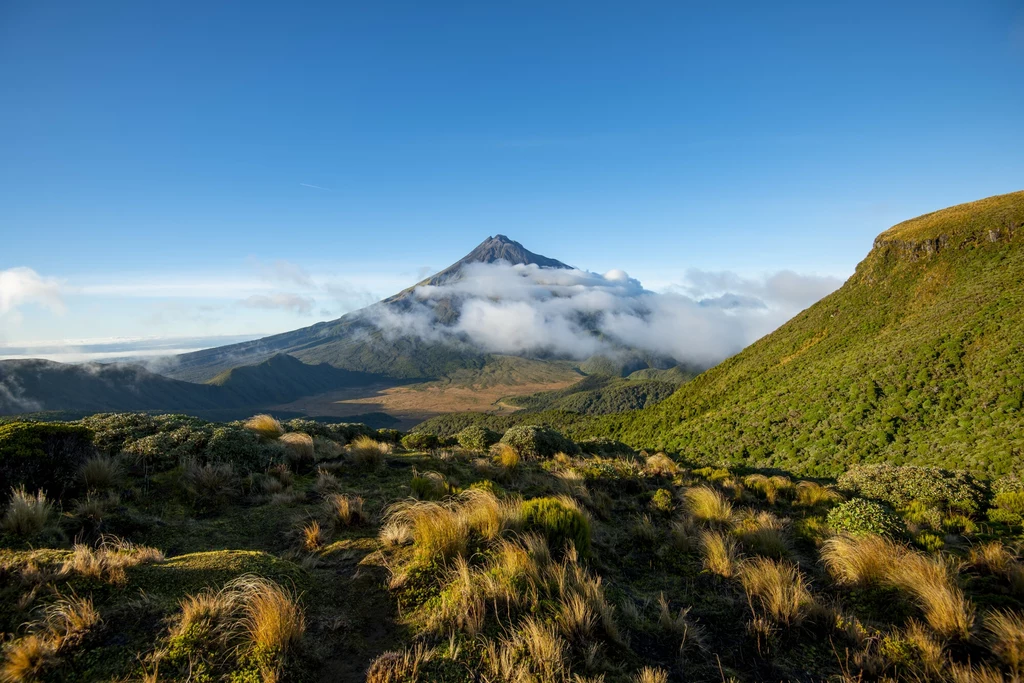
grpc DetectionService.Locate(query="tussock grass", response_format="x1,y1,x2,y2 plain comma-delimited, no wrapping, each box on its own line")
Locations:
301,520,324,551
968,541,1024,595
645,453,678,476
633,667,669,683
0,634,56,683
350,435,390,469
61,537,164,584
821,533,904,586
734,510,791,559
366,643,435,683
670,517,697,553
491,441,521,475
904,618,945,677
312,435,344,461
323,493,365,527
78,455,123,491
887,552,974,640
700,530,739,578
685,486,733,526
245,414,284,439
279,432,315,471
984,609,1024,675
794,480,841,507
949,663,1008,683
739,557,814,626
3,487,56,537
313,467,341,496
182,461,237,507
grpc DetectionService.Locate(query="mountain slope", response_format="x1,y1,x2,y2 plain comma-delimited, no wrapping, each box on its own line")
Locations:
598,191,1024,476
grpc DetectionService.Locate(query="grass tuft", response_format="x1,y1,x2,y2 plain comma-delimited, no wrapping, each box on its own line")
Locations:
685,486,733,526
739,557,814,626
245,414,284,439
700,529,739,578
2,487,56,537
78,455,123,491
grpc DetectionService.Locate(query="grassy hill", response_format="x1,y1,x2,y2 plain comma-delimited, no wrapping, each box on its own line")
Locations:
504,374,682,415
595,191,1024,476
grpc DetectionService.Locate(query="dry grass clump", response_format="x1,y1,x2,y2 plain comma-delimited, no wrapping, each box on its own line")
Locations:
887,552,974,640
301,520,324,551
948,663,1009,683
685,486,733,526
700,530,740,578
633,666,669,683
350,435,391,469
365,643,435,683
61,537,164,584
733,510,791,559
312,436,344,461
2,487,56,537
245,414,284,439
984,609,1024,676
182,461,238,507
313,467,341,496
645,453,678,477
794,480,842,507
0,594,100,683
161,575,304,682
323,493,366,528
821,534,905,586
968,541,1024,595
78,455,123,491
739,557,815,626
491,441,521,475
279,432,315,471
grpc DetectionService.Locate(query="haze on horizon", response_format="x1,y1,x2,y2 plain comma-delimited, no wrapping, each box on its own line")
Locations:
2,1,1023,361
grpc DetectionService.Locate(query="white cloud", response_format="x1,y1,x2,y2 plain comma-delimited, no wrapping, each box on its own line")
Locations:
0,267,65,325
359,262,844,368
239,293,315,315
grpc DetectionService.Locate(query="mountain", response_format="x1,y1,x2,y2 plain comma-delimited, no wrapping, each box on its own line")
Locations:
0,354,378,417
597,191,1024,476
166,234,659,384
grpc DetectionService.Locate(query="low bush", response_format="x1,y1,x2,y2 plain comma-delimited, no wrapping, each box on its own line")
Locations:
649,488,675,514
826,498,905,537
455,425,499,452
837,464,986,516
401,432,440,451
0,422,95,497
520,496,591,556
499,425,579,460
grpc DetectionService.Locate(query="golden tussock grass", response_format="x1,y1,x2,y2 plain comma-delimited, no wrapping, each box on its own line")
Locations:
0,634,56,683
313,467,341,495
44,594,101,649
645,453,678,476
2,487,55,537
491,441,521,474
733,510,791,559
633,667,669,683
820,533,905,586
739,557,815,626
700,529,739,578
685,486,733,526
78,455,123,491
0,594,100,683
904,618,945,676
365,643,435,683
245,413,284,439
61,537,164,584
279,432,315,469
323,493,365,528
985,609,1024,675
794,480,842,507
969,541,1024,595
301,520,324,551
312,436,344,461
886,552,974,641
948,663,1008,683
350,435,391,469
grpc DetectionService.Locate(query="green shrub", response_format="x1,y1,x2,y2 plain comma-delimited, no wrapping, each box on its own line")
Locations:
837,464,986,516
576,438,633,457
499,425,579,460
206,427,283,472
283,418,338,440
375,428,403,444
401,432,440,451
826,498,905,537
455,425,499,452
649,488,675,514
520,496,590,556
0,422,95,496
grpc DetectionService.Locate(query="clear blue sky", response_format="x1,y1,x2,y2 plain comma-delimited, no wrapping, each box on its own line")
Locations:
1,1,1022,351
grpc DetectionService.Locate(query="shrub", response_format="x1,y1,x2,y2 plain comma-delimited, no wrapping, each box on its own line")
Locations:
837,464,986,516
401,432,440,451
244,414,284,440
206,426,282,473
456,425,499,452
576,437,633,457
2,486,55,536
649,488,675,514
0,422,95,497
990,492,1024,526
520,496,591,556
826,498,905,537
499,425,579,460
685,486,733,526
739,557,815,625
78,455,123,491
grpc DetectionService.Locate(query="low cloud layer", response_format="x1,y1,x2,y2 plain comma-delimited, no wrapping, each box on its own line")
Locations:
239,293,315,315
361,262,843,368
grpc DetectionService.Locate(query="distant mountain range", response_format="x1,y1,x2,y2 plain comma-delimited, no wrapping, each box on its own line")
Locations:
0,235,684,418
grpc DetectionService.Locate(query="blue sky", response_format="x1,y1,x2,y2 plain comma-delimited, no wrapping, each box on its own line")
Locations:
1,1,1023,355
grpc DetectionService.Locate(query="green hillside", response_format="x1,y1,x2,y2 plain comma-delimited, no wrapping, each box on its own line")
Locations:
596,191,1024,476
505,374,681,414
